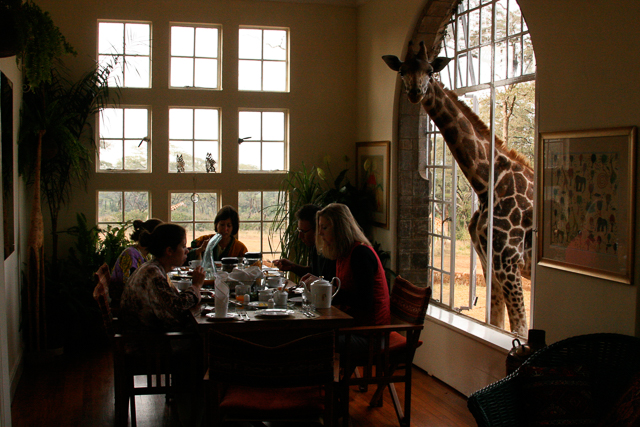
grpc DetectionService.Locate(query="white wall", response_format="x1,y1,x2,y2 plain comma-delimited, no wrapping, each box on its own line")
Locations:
356,0,640,396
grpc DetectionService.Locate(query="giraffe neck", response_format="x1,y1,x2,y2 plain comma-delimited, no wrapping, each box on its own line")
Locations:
421,81,494,197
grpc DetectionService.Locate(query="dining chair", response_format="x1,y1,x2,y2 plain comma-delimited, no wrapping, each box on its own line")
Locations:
92,264,196,427
208,329,336,426
338,275,432,427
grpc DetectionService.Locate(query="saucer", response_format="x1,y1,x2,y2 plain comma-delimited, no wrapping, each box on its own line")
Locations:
205,312,239,321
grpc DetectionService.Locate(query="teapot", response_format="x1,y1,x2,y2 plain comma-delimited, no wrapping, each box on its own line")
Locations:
301,276,341,309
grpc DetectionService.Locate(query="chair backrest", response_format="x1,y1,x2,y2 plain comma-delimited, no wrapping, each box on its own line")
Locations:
390,275,432,325
209,330,335,388
93,262,114,338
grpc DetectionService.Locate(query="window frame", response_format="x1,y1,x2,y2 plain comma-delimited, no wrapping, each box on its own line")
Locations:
97,190,151,228
237,108,289,173
238,190,282,259
169,191,221,243
238,26,290,93
169,22,223,90
97,105,152,173
168,106,222,174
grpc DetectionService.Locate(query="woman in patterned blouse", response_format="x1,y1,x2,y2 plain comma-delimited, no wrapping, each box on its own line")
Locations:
120,223,205,333
110,218,163,310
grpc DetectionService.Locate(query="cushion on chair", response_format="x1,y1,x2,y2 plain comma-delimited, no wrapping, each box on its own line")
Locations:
390,276,431,325
597,371,640,427
220,384,325,418
388,331,423,352
520,365,598,427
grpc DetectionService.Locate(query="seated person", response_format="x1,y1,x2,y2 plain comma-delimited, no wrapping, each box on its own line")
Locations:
273,204,336,279
110,218,163,310
188,205,248,263
120,223,205,333
302,203,390,327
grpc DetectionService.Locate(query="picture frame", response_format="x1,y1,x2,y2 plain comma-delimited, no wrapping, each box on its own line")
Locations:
356,141,390,229
537,127,637,284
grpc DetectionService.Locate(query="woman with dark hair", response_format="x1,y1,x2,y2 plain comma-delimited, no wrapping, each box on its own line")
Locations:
189,205,248,262
120,223,205,333
110,218,163,309
304,203,390,327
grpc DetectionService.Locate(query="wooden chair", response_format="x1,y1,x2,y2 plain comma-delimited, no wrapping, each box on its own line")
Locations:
208,330,336,426
338,275,432,427
92,263,197,427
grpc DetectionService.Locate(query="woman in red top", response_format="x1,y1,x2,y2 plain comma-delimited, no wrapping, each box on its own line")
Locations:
303,203,390,327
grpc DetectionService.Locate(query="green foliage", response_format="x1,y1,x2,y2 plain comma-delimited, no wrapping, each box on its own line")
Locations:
268,156,377,277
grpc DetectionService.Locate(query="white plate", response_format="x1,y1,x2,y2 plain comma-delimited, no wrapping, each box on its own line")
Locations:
205,312,239,321
247,301,269,308
254,309,295,318
289,296,304,303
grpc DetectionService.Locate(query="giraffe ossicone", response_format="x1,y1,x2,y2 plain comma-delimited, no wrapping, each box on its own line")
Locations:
384,41,534,336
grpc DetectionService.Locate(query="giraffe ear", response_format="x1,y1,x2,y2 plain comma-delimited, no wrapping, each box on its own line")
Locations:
382,55,402,72
431,57,453,73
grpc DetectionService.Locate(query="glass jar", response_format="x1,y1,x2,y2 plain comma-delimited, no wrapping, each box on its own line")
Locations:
243,252,263,268
221,257,239,273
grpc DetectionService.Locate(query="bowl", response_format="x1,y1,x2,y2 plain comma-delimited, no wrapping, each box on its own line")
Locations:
174,280,191,291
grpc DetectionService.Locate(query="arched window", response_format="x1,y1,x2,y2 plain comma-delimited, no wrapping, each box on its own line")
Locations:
425,0,536,333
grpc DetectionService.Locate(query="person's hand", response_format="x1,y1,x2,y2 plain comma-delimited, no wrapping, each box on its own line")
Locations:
195,237,210,259
273,258,294,271
191,266,205,288
300,273,319,287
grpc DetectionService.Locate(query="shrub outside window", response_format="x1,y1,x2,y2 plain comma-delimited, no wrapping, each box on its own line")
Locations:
238,27,288,92
238,109,287,172
170,24,221,89
169,108,220,173
170,192,219,242
98,107,150,172
98,191,150,227
98,21,151,88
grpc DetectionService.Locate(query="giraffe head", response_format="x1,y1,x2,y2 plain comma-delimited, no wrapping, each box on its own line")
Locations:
382,41,451,104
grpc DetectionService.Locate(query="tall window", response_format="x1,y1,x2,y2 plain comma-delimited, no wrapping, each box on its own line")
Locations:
427,0,536,332
99,107,150,171
98,191,150,227
98,21,151,88
170,24,221,89
238,27,289,92
170,192,219,242
238,191,282,259
169,108,221,173
238,109,287,172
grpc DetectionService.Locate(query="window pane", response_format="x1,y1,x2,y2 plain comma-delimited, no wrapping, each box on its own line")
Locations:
457,16,467,51
263,191,279,220
194,193,218,221
194,58,217,88
457,54,468,87
99,22,123,55
508,0,522,35
263,30,287,60
468,9,480,47
124,140,147,170
170,109,194,139
125,23,150,55
100,55,124,87
196,27,218,57
194,140,218,172
124,109,148,138
99,191,123,222
124,56,150,88
171,26,194,56
240,222,261,253
508,36,522,78
170,193,193,222
238,191,261,220
100,108,123,138
238,60,262,90
239,111,261,140
239,29,262,59
263,61,286,91
171,57,194,87
262,142,284,171
481,5,492,44
239,142,261,170
495,40,507,81
169,140,193,172
262,112,284,140
495,0,507,40
195,109,218,140
124,192,149,221
99,140,123,170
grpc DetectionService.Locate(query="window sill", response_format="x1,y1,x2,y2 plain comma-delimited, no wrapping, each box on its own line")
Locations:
426,305,515,353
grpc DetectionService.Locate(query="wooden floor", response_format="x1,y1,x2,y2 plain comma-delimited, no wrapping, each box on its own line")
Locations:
11,342,477,427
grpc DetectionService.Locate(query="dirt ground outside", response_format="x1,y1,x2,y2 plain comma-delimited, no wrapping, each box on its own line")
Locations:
431,239,532,335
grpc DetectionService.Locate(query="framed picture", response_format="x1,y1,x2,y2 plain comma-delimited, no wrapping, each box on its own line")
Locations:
537,127,637,284
356,141,390,229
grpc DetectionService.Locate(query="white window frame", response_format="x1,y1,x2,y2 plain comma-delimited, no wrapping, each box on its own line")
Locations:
97,190,151,227
97,106,152,173
238,108,289,173
97,20,152,89
169,23,222,90
169,191,221,243
168,107,222,173
238,26,290,92
238,190,282,259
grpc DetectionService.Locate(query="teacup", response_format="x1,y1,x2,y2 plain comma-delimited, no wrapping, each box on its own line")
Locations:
189,260,202,269
258,289,274,302
265,276,284,288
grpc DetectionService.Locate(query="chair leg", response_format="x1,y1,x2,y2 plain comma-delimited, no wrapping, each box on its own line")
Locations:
353,367,368,392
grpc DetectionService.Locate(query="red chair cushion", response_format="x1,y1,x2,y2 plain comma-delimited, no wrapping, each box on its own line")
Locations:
220,384,325,418
388,331,423,352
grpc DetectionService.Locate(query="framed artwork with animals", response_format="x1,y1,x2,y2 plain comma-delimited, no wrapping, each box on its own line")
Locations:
538,127,637,284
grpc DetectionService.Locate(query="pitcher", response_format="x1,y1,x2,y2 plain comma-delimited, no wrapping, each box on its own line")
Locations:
302,277,341,309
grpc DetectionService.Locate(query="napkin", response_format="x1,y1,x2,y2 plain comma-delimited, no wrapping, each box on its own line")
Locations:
214,276,229,317
228,266,264,284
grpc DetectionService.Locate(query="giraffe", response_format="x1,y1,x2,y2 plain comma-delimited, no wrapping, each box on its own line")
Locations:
383,41,534,336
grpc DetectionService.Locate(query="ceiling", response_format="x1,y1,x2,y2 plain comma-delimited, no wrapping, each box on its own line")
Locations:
254,0,368,6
